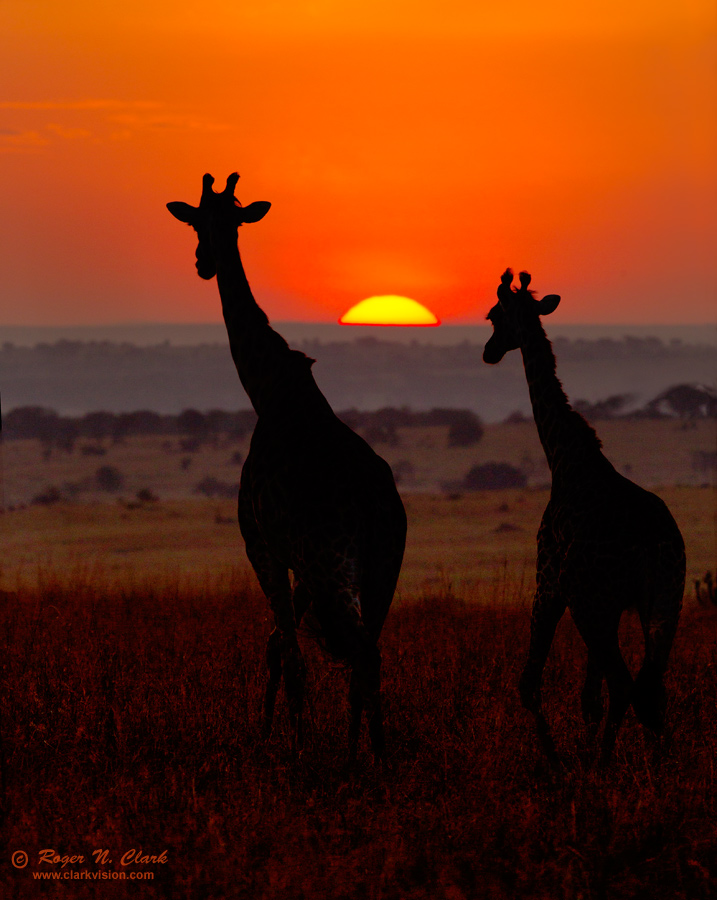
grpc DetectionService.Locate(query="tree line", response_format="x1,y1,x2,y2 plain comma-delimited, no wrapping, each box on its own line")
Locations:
1,405,486,454
3,383,714,454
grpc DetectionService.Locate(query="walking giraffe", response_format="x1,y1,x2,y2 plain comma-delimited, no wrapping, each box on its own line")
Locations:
483,268,685,764
167,173,406,763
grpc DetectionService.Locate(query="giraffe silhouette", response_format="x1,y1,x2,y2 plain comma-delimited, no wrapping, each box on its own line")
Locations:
484,268,685,765
167,173,406,763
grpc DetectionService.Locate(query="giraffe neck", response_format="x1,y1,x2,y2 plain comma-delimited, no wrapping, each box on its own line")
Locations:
519,318,602,475
213,237,324,417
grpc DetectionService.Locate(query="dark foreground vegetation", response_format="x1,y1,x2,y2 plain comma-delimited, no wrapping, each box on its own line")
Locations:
1,577,715,898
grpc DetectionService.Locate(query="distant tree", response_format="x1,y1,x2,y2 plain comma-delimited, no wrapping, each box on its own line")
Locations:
178,408,208,439
338,407,484,446
80,411,116,442
647,384,717,421
4,406,78,456
113,410,164,438
4,406,58,440
574,394,634,420
52,419,78,455
423,408,468,427
504,410,529,424
193,477,239,499
96,465,125,492
205,409,240,445
462,462,527,490
446,410,484,447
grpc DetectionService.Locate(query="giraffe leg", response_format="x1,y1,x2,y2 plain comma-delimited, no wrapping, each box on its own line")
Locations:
632,660,666,735
581,650,604,739
573,611,632,766
261,629,306,751
263,628,283,740
347,669,363,767
282,637,307,755
240,505,306,749
633,585,682,736
518,590,566,768
599,644,633,765
349,639,384,764
364,644,384,761
518,590,566,713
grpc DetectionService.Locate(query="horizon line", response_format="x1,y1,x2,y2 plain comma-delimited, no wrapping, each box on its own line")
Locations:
3,320,715,329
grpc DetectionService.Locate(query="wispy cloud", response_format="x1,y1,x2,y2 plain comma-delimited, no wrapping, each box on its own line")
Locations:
0,99,161,111
108,111,230,131
0,129,49,153
0,99,232,152
46,124,92,139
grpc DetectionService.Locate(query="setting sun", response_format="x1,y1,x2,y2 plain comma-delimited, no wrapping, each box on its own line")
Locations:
339,295,440,326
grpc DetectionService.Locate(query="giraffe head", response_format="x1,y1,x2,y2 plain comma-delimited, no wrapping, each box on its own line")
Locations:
483,268,561,364
167,173,271,280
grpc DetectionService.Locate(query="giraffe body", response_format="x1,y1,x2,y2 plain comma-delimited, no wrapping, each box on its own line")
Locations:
168,174,406,761
484,269,685,764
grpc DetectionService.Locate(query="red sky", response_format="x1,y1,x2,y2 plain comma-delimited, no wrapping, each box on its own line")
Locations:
1,1,715,325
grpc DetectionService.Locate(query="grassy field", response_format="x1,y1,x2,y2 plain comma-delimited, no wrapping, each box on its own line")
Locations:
1,486,714,599
1,418,715,897
2,417,715,592
1,576,715,899
3,418,715,506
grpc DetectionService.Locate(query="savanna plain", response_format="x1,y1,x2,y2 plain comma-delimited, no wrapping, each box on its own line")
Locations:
1,419,715,898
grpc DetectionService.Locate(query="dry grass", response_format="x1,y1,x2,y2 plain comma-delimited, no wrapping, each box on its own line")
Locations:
1,418,713,896
1,575,715,899
2,485,713,598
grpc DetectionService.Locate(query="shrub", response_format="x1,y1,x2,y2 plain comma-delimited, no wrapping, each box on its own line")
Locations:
447,411,484,447
504,410,529,424
81,444,107,456
31,485,62,505
95,465,125,493
193,477,238,499
462,462,527,490
4,406,59,439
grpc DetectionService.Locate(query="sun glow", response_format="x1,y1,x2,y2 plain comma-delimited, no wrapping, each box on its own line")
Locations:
339,295,440,326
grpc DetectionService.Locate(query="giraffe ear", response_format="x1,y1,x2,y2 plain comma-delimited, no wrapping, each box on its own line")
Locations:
537,294,561,315
167,202,198,225
237,201,271,224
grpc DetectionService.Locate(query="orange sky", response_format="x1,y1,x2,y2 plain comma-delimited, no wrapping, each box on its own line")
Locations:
1,1,715,325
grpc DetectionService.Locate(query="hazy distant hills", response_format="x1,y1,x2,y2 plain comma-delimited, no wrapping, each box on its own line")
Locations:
1,323,715,422
3,321,716,348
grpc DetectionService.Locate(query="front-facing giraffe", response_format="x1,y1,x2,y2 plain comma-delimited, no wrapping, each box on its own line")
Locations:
484,269,685,765
168,173,406,762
